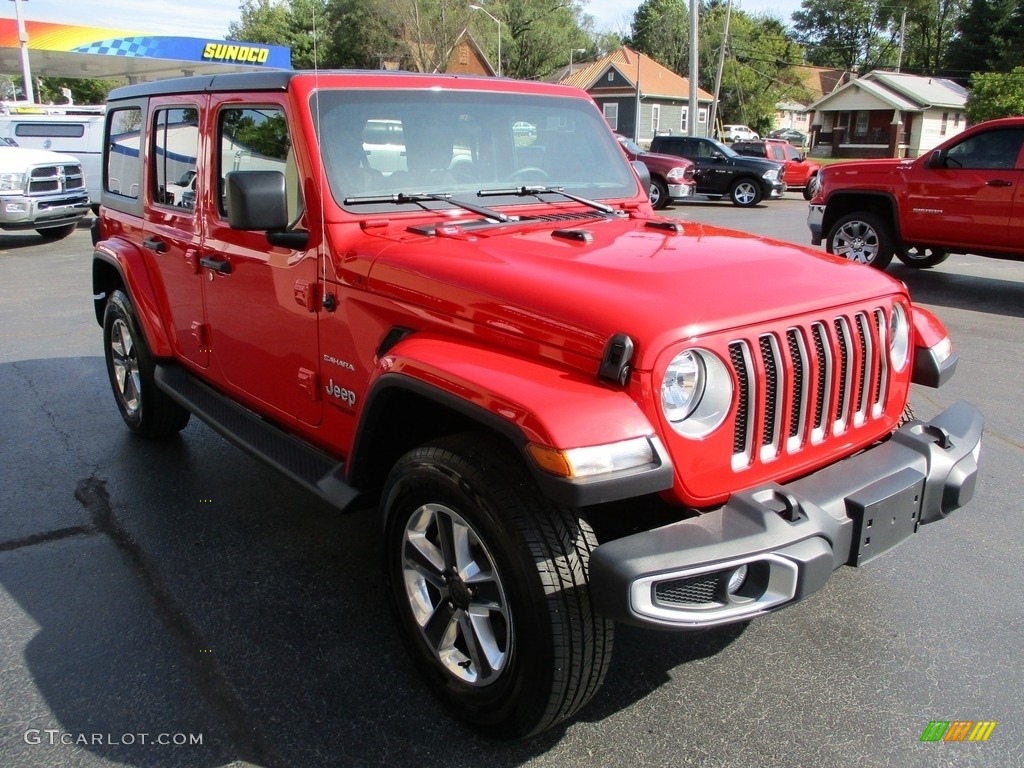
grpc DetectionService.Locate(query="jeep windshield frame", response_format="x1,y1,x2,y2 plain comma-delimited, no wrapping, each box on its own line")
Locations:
309,88,639,215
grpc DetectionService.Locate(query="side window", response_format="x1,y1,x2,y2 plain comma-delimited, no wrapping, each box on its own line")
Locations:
945,128,1024,170
106,107,142,199
15,123,86,139
152,107,199,208
603,103,618,132
218,106,292,219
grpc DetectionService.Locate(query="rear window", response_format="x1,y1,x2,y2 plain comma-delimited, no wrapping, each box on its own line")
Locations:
14,123,86,138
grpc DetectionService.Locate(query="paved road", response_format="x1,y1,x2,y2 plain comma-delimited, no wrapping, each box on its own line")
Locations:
1,207,1022,768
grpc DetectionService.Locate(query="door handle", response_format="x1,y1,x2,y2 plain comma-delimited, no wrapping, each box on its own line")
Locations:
985,179,1013,187
199,256,232,274
142,237,167,253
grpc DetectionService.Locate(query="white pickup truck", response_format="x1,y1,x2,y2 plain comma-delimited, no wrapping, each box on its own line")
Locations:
0,144,90,239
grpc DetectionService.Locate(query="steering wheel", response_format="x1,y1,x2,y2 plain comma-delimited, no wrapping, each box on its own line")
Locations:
508,167,550,183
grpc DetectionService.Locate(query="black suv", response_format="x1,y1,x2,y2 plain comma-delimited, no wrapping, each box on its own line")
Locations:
648,135,785,207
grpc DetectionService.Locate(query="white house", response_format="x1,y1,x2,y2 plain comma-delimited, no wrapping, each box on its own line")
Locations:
806,71,968,158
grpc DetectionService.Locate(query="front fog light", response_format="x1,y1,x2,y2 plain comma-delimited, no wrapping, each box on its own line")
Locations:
727,564,748,594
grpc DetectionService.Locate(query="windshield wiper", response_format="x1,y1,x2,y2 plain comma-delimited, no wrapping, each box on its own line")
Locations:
343,192,510,223
477,185,617,215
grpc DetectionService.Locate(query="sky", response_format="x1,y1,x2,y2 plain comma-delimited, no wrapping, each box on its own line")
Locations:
3,0,804,40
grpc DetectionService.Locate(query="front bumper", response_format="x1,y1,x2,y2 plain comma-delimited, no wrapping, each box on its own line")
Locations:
668,182,694,200
808,204,825,245
589,400,983,630
767,179,786,199
0,194,91,230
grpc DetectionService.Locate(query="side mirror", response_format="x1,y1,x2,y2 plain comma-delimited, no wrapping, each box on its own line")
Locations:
631,160,651,195
225,170,309,248
926,149,943,169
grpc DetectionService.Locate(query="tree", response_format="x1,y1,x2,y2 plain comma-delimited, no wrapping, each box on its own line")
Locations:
943,0,1015,78
386,0,475,73
228,0,332,69
494,0,593,80
792,0,898,72
628,1,809,135
36,77,122,105
713,12,810,134
899,0,965,74
629,0,690,76
965,67,1024,122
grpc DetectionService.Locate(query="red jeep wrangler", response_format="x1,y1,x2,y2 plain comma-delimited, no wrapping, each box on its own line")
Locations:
808,116,1024,269
91,71,982,738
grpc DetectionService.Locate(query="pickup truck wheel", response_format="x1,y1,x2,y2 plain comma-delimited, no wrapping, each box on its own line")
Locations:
729,179,762,207
802,175,819,201
36,223,77,240
649,177,669,209
382,434,612,738
826,212,895,269
103,290,191,437
896,246,950,269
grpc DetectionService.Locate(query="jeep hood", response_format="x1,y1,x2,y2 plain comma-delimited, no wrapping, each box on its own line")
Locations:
361,216,904,371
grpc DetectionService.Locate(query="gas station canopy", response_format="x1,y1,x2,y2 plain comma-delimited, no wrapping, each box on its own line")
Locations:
0,18,291,85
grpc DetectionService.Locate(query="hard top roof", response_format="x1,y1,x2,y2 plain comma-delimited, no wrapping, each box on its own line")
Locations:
107,69,516,102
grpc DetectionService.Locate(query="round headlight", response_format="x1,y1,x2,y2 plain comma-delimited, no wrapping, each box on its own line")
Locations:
890,303,910,371
660,349,732,438
662,350,705,423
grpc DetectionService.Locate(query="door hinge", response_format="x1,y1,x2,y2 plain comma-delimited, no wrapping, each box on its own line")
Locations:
298,368,320,401
190,321,208,350
294,279,318,312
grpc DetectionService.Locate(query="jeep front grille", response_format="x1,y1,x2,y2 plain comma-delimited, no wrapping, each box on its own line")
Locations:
730,308,889,470
28,163,85,196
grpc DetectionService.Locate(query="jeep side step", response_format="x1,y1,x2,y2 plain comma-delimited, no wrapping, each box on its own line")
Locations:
154,364,361,511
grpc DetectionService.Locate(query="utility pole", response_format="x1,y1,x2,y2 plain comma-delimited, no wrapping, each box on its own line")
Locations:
896,8,907,73
710,0,733,136
687,0,699,136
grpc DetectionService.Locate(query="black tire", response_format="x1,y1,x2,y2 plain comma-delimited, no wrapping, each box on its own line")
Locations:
102,289,190,437
825,211,895,269
649,177,670,209
382,433,613,738
802,175,818,201
729,178,762,207
896,246,950,269
36,223,77,240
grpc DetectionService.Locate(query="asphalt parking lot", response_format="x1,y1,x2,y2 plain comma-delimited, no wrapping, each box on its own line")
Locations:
1,199,1022,768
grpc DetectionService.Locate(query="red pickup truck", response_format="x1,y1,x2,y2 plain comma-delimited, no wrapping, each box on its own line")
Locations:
808,116,1024,269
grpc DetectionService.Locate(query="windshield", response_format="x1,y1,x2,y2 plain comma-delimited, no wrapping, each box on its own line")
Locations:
310,89,638,212
618,136,644,155
711,139,739,158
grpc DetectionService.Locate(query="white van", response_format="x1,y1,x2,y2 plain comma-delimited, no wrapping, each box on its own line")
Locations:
0,111,105,212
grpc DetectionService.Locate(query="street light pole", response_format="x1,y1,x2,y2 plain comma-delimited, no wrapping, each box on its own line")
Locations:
11,0,34,102
468,4,501,77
